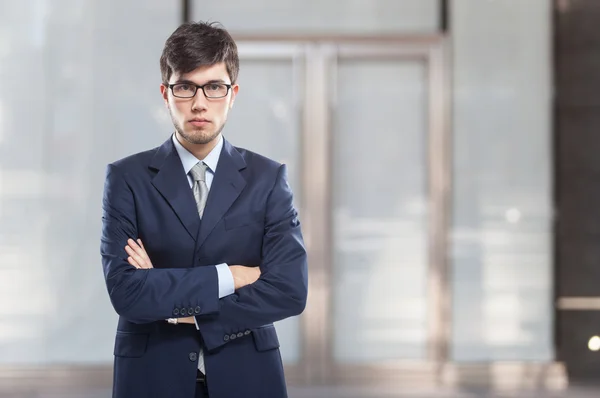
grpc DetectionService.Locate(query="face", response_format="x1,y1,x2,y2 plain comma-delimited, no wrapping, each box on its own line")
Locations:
161,62,239,146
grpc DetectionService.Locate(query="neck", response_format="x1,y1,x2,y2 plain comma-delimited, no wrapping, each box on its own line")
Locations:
175,132,220,160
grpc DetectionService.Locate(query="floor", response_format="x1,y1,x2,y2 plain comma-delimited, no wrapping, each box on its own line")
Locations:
2,386,600,398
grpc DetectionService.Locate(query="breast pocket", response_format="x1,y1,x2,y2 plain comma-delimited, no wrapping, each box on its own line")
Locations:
224,211,263,230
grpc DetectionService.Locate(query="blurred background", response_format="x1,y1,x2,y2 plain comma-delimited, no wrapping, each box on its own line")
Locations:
2,0,600,397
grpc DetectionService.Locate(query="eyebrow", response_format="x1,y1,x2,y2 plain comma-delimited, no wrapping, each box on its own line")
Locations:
173,79,228,85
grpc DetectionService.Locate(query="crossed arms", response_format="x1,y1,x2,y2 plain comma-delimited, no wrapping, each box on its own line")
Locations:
124,238,261,325
100,163,308,350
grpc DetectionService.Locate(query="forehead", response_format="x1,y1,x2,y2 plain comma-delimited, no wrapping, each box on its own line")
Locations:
171,62,230,84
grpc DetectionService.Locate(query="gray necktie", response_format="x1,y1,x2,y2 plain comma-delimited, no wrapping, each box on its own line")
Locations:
190,162,209,219
188,161,208,374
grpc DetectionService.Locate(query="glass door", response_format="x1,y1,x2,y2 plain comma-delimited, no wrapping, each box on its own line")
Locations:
235,38,450,385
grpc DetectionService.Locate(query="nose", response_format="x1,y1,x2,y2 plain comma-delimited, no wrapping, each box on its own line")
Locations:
191,89,209,112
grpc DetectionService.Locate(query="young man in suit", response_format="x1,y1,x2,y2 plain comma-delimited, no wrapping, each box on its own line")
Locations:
100,21,308,398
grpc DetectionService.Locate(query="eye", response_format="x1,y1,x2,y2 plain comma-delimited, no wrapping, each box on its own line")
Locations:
176,84,192,91
202,83,229,98
206,84,221,91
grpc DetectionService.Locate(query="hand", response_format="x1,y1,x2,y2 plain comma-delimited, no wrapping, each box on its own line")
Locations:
125,239,153,269
229,265,261,290
126,239,196,326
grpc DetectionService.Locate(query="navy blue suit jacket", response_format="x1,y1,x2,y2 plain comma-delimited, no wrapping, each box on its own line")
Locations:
100,136,308,398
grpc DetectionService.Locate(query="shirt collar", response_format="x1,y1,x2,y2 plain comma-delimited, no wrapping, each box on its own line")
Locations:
172,133,223,175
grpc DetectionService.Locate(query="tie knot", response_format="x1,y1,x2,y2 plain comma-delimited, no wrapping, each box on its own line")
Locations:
190,162,208,182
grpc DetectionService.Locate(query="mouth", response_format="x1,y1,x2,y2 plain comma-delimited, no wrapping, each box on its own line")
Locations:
189,118,210,127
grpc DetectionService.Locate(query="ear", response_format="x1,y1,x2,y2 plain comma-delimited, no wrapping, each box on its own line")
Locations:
160,84,169,107
229,84,239,109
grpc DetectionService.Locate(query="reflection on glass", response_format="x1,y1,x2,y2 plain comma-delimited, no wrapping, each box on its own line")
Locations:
332,59,428,362
0,0,180,364
451,0,553,361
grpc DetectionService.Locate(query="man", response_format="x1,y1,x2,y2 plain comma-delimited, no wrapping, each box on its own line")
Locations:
100,21,308,398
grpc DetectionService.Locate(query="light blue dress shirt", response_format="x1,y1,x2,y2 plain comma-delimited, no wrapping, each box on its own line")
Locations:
171,133,235,299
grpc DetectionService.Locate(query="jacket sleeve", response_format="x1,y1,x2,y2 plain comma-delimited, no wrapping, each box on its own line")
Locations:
195,164,308,351
100,164,220,323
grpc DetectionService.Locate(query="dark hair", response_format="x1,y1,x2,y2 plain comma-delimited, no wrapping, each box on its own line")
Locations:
159,21,239,85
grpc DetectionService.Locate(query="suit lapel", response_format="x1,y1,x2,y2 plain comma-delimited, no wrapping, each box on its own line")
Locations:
197,139,247,250
149,138,200,241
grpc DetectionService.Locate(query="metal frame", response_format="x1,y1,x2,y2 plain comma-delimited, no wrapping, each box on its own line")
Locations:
321,38,451,387
557,297,600,310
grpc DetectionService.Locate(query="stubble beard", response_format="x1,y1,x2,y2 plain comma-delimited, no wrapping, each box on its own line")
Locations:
170,109,226,145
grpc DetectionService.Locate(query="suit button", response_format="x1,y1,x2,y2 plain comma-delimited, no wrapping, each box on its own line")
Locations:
195,306,201,314
180,308,186,315
244,330,251,336
187,308,194,316
173,308,179,316
189,352,197,362
237,332,244,338
224,335,230,341
230,333,237,340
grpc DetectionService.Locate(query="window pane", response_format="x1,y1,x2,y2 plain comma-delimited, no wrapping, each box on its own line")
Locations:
450,0,553,361
332,59,429,362
0,0,180,364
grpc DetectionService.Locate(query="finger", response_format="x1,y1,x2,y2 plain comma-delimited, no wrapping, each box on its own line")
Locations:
127,240,147,261
125,245,149,269
135,239,151,263
129,257,141,268
128,239,151,263
128,256,141,269
127,238,140,249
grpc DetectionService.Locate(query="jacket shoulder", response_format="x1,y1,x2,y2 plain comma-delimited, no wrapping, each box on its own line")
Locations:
234,146,282,171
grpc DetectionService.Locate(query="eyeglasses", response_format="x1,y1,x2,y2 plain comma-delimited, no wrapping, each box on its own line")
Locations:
167,82,232,99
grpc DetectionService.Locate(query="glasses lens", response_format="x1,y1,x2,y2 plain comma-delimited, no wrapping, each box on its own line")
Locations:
171,84,196,98
204,83,229,98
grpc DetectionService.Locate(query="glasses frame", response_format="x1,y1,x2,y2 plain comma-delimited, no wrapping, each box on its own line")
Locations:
166,82,233,99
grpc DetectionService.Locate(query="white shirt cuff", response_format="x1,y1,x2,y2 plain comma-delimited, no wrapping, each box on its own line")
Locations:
194,263,234,330
215,263,235,298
